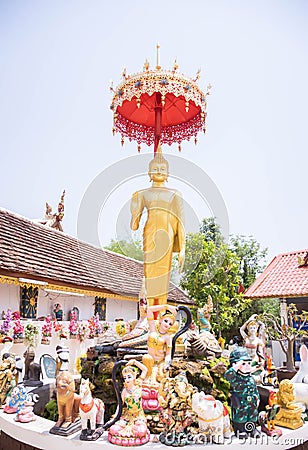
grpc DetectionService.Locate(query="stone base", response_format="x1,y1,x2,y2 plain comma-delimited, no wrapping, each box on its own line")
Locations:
49,419,81,436
23,380,43,387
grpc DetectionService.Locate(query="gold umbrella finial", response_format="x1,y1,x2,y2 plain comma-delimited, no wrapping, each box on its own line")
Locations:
156,43,161,70
143,58,150,72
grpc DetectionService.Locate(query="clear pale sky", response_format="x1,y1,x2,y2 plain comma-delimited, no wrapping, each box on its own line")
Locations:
0,0,307,265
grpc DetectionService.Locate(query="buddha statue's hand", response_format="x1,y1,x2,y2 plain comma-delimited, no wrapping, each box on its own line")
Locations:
178,249,185,273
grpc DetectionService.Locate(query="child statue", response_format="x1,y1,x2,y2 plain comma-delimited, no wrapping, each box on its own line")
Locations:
240,314,266,371
108,359,150,446
142,304,178,386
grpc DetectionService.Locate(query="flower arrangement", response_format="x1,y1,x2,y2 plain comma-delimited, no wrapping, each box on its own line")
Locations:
53,318,62,333
69,311,78,337
52,318,68,339
12,311,24,342
87,316,96,339
41,315,53,343
77,322,88,342
101,321,111,332
24,323,39,347
0,309,13,337
59,328,69,340
93,312,102,336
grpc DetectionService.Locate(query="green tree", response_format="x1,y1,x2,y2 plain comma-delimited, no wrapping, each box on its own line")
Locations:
230,235,268,290
105,238,143,261
181,220,251,339
181,218,271,341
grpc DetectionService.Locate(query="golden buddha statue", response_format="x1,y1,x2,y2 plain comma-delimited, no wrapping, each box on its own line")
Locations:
130,146,185,306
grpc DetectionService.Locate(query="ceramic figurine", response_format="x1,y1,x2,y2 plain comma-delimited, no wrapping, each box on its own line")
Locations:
49,345,81,436
197,296,213,333
192,391,232,444
158,370,194,446
23,347,42,386
15,398,36,423
258,391,282,437
108,359,150,446
224,347,261,438
273,379,304,429
54,303,63,321
142,304,177,386
291,344,308,411
4,385,27,414
185,321,222,360
79,378,105,440
119,282,149,348
240,314,266,367
0,353,17,406
262,355,279,388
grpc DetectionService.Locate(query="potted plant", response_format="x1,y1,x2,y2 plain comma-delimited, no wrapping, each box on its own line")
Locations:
0,309,13,339
93,312,102,337
259,303,308,378
41,315,53,344
87,316,96,339
12,311,24,343
24,323,39,348
77,322,88,342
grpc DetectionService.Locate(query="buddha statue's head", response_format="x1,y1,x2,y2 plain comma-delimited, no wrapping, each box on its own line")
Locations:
148,144,169,183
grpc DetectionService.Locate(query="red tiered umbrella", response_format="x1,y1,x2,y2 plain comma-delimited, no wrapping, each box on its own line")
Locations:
110,46,211,153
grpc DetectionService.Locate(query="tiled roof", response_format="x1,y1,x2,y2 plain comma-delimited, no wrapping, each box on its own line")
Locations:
0,208,192,305
244,249,308,299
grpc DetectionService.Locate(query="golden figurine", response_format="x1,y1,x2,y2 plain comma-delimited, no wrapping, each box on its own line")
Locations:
130,146,185,306
273,379,304,429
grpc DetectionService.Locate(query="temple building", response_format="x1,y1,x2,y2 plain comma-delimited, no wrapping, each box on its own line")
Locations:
0,208,192,323
244,249,308,362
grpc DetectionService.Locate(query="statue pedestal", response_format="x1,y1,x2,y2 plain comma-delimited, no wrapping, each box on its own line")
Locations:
0,409,307,449
49,419,81,436
274,407,304,430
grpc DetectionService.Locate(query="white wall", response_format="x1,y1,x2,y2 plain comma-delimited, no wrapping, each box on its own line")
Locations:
37,291,95,320
0,283,20,313
0,283,138,322
106,297,138,321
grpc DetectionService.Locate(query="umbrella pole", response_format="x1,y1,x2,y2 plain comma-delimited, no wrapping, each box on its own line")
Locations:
154,92,162,154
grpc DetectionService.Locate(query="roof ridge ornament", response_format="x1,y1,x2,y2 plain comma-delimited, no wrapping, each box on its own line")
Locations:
38,190,65,232
297,252,308,267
